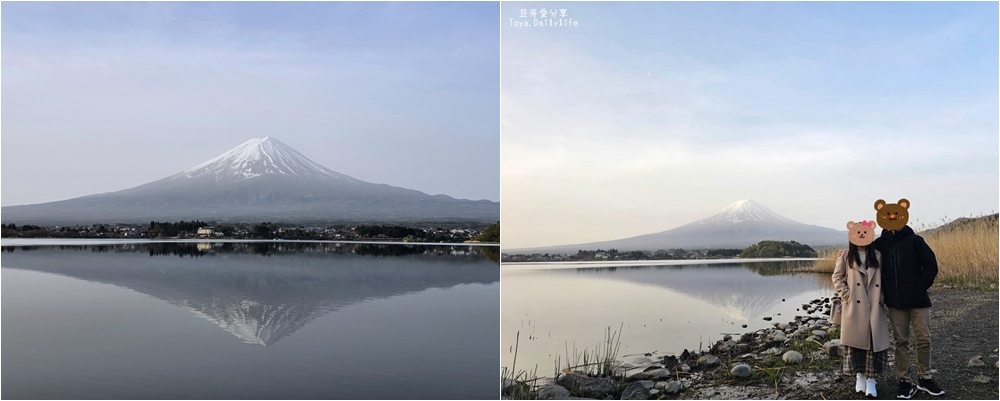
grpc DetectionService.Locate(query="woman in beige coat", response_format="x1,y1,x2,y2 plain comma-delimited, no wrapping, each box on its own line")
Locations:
832,220,891,398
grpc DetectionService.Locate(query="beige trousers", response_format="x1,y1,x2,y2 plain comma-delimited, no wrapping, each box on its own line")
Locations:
888,307,933,382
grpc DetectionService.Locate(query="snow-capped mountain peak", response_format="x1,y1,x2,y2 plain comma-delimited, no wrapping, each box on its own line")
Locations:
178,137,357,182
700,199,797,224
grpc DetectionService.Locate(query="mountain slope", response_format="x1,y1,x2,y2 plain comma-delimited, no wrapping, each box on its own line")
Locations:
510,199,845,254
2,137,499,225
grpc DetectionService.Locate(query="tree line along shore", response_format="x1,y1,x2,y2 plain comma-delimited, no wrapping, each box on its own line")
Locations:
503,240,820,263
1,220,501,244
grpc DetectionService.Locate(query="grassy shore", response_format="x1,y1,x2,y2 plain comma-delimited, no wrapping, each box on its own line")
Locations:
807,214,998,289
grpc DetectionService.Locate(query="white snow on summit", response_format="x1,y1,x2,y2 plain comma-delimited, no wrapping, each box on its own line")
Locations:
700,199,797,224
176,137,358,182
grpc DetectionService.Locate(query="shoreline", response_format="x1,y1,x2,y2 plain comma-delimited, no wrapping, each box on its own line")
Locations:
508,285,998,400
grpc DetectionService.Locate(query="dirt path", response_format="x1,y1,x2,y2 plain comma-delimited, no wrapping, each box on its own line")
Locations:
789,286,997,400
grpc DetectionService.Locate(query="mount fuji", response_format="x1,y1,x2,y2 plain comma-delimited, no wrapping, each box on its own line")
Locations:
512,199,845,254
1,137,499,225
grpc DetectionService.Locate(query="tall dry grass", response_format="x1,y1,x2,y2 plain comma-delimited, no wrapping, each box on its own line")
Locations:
920,215,998,289
806,215,998,289
809,247,841,273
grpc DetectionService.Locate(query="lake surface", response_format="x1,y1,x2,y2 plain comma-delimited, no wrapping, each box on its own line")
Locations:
2,241,499,399
501,259,834,378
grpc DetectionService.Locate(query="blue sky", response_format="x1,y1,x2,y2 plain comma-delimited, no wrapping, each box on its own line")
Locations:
2,2,500,206
502,2,998,249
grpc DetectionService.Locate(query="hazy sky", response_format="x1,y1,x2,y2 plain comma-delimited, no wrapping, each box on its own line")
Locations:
502,2,998,250
2,2,499,206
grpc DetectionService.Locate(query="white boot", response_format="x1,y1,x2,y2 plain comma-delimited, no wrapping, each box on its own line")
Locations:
855,373,866,393
865,378,877,397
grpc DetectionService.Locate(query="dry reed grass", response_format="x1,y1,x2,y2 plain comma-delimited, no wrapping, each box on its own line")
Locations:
920,215,998,289
808,247,840,273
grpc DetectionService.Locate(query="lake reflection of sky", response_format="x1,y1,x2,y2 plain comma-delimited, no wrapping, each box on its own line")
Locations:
501,261,833,377
2,242,499,399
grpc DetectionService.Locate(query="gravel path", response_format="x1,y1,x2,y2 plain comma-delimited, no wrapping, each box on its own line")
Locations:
784,286,997,400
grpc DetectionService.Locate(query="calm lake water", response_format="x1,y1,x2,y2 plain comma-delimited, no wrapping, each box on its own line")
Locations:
2,241,499,399
501,259,834,377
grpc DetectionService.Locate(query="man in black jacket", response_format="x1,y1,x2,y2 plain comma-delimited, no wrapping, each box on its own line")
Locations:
872,199,944,399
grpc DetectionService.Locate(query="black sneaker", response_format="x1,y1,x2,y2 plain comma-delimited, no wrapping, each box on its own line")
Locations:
896,380,917,399
917,378,945,396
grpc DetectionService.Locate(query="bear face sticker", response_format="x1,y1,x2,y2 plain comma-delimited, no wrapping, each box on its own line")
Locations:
874,198,910,231
847,220,877,246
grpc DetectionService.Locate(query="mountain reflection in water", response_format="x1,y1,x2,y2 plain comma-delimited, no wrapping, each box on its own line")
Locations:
568,261,834,321
2,242,499,346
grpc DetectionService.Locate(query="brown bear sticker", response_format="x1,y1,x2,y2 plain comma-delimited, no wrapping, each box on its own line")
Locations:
874,198,910,231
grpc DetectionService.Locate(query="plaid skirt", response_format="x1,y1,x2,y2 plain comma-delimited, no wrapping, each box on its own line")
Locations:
842,346,890,377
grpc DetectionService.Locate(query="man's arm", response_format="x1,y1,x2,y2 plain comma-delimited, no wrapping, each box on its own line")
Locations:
871,235,888,254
